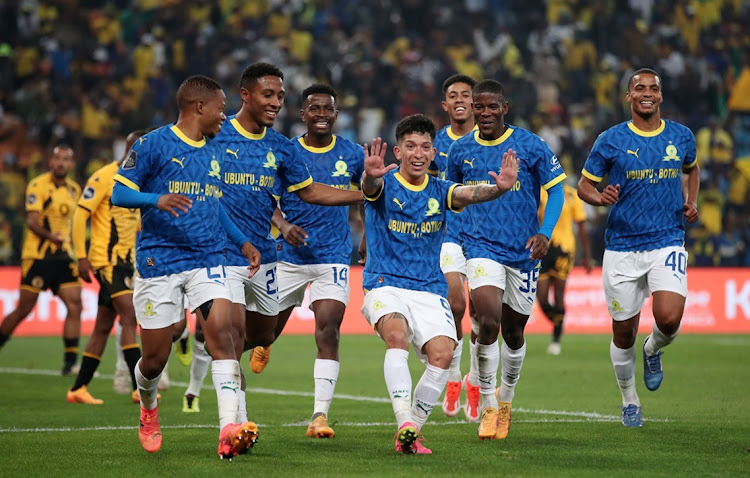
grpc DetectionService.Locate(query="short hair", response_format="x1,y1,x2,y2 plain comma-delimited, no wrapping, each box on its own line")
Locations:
473,79,506,100
442,74,476,96
176,75,222,110
627,68,661,91
239,62,284,90
395,114,436,142
301,83,338,106
52,144,74,154
125,129,148,150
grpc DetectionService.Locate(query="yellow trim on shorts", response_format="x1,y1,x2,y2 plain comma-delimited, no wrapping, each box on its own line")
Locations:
20,285,41,294
111,290,133,299
59,281,82,289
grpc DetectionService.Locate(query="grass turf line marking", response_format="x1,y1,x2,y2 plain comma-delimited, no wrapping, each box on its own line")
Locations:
0,367,669,425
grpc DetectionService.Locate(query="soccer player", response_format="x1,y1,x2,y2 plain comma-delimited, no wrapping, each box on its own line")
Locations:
112,75,261,458
361,114,518,454
577,68,700,427
67,129,145,405
536,184,592,355
271,83,364,438
432,74,481,421
446,79,565,440
217,64,361,425
0,145,82,375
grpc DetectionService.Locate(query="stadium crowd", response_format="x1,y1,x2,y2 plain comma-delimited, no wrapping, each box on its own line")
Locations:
1,0,749,266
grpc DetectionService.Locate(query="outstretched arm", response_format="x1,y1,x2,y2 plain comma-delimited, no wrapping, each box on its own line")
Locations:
295,181,363,206
451,148,518,209
362,137,396,197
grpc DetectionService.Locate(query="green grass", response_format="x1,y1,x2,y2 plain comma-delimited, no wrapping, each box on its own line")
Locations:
1,334,749,477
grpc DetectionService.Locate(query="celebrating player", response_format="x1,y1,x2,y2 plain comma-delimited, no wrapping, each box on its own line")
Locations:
271,83,364,438
446,79,565,440
578,68,699,427
112,75,260,458
361,114,518,454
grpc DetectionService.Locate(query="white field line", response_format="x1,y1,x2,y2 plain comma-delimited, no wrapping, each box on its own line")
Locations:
0,366,669,435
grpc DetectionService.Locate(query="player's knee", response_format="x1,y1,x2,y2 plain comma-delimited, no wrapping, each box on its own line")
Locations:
501,328,524,349
540,302,554,320
381,330,409,349
316,324,340,348
477,320,500,341
428,346,453,369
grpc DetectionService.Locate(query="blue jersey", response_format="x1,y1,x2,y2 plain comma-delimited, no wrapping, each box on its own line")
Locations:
217,117,312,266
447,127,566,271
363,170,461,297
114,125,226,278
581,119,697,252
433,126,473,245
276,135,364,265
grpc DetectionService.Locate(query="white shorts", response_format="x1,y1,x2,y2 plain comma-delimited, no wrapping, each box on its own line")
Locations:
226,263,279,316
134,266,231,330
361,286,457,353
603,246,688,321
440,242,467,275
466,258,538,316
277,262,350,310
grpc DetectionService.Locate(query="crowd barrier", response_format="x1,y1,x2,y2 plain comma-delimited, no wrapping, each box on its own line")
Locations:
1,266,749,336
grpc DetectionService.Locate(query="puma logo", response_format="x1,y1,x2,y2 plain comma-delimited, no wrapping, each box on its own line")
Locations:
171,157,185,168
393,198,406,210
627,148,639,158
226,148,239,159
463,158,475,167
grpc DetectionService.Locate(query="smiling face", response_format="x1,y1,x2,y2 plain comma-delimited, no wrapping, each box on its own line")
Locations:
394,132,435,184
301,93,337,136
442,81,473,124
199,89,227,139
626,72,662,120
472,91,508,140
242,75,285,130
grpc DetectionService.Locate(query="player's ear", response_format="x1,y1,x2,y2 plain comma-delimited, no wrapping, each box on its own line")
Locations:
393,145,401,161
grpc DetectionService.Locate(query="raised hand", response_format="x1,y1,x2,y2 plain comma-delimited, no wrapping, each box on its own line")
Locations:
157,193,193,217
488,148,519,193
363,137,396,179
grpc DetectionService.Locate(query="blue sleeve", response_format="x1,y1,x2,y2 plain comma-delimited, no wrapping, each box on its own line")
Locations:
111,182,160,208
219,202,249,248
539,182,564,239
446,142,462,183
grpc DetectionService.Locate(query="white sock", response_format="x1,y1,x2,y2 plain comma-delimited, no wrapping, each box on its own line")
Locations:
610,341,640,406
447,338,463,382
236,369,248,423
115,322,126,372
313,359,340,417
384,348,412,428
477,341,500,410
411,363,449,430
644,323,680,356
212,359,241,429
134,360,161,410
468,339,479,386
186,340,211,397
497,341,526,403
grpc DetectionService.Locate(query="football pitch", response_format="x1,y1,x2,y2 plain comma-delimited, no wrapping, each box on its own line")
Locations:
0,334,748,477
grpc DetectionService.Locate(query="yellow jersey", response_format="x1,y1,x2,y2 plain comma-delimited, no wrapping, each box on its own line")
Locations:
74,162,139,269
22,172,80,260
538,184,587,254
